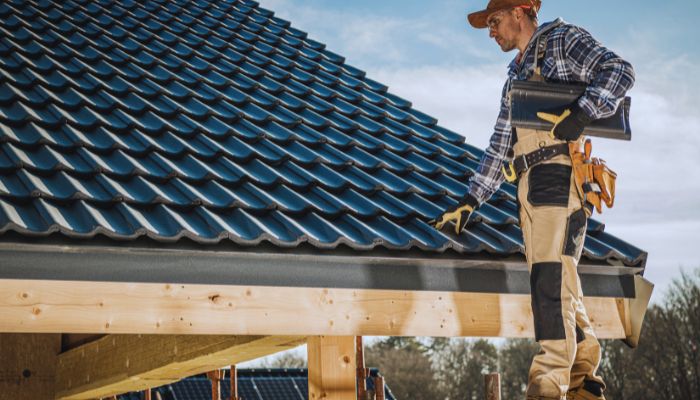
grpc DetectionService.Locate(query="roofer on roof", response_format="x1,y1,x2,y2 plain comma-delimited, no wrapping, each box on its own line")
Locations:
429,1,635,399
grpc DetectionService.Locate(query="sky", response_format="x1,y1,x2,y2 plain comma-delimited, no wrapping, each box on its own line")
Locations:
240,0,700,367
258,0,700,302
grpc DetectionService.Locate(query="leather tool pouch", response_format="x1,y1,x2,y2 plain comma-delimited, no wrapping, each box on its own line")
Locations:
592,159,616,208
569,140,617,214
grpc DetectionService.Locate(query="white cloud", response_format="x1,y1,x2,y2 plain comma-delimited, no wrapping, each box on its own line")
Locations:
373,64,505,148
257,0,492,70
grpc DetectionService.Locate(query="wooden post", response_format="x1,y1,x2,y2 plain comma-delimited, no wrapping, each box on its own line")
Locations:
484,372,501,400
142,389,152,400
230,365,241,400
356,336,368,399
373,376,385,400
308,336,357,400
207,370,222,400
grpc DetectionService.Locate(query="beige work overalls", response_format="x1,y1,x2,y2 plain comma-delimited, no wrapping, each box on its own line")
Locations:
515,34,606,400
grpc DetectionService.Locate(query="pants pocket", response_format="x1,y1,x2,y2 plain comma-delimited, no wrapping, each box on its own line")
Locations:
527,163,572,207
563,208,587,257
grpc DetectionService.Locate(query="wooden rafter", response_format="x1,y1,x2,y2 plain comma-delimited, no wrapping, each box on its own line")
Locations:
54,334,304,400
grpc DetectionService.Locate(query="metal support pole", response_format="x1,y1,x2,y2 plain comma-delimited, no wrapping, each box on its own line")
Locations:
484,372,501,400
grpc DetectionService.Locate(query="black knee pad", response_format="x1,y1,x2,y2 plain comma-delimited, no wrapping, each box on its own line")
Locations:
530,262,565,341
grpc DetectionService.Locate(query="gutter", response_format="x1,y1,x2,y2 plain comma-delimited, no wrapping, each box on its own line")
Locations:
0,242,640,298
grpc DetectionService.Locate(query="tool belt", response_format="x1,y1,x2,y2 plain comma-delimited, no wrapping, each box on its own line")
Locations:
503,143,570,180
502,140,617,214
569,139,617,214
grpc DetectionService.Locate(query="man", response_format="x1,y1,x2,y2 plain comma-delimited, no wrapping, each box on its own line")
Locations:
430,1,634,399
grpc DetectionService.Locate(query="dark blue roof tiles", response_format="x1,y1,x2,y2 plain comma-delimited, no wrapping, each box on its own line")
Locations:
0,197,54,235
0,0,647,268
359,215,439,249
474,200,519,226
399,171,448,197
1,142,59,172
584,230,647,266
13,169,108,202
296,162,347,190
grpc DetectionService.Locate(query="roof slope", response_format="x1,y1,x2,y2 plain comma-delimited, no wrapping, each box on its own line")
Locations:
0,0,646,267
116,368,396,400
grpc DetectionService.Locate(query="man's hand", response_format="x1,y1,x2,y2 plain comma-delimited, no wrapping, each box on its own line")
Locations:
537,102,594,141
429,200,475,235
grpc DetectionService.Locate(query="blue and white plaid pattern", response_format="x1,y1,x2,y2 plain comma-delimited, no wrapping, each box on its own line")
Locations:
466,18,635,206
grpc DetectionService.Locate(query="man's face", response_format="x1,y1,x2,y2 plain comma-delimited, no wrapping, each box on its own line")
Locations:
487,8,520,52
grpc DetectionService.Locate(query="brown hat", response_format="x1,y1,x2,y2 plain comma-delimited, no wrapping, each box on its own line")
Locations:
467,0,541,29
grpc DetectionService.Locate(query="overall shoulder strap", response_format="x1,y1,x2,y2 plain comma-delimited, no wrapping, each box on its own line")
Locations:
532,20,565,78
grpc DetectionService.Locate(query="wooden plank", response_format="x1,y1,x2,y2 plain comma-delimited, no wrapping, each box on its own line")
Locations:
54,334,305,400
0,279,627,338
308,336,356,400
0,333,61,400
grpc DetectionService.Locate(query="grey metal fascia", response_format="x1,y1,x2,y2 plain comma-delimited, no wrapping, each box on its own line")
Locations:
0,242,641,297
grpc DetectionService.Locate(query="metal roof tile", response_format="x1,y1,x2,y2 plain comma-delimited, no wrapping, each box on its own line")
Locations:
0,0,647,269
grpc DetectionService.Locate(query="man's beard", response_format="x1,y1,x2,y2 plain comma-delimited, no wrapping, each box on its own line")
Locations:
498,39,517,52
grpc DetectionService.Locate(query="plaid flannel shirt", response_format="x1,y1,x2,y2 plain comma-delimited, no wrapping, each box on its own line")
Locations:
466,18,635,206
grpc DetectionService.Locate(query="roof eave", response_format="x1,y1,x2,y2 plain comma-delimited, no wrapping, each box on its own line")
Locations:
0,241,641,298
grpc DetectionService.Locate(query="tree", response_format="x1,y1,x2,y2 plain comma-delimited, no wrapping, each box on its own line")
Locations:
499,338,539,399
365,337,442,400
259,350,307,368
599,268,700,399
432,338,499,400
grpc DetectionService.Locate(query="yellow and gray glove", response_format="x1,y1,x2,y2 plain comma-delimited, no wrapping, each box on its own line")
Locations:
428,196,478,235
537,102,593,141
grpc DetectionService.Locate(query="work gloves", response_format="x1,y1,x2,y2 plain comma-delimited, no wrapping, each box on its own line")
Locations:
429,195,478,235
537,102,593,142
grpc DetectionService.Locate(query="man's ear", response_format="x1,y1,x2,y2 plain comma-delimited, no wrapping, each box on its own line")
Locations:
512,7,522,22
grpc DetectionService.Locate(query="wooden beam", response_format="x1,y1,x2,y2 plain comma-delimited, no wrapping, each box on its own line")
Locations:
0,279,628,338
308,336,356,400
54,334,305,400
0,333,61,400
